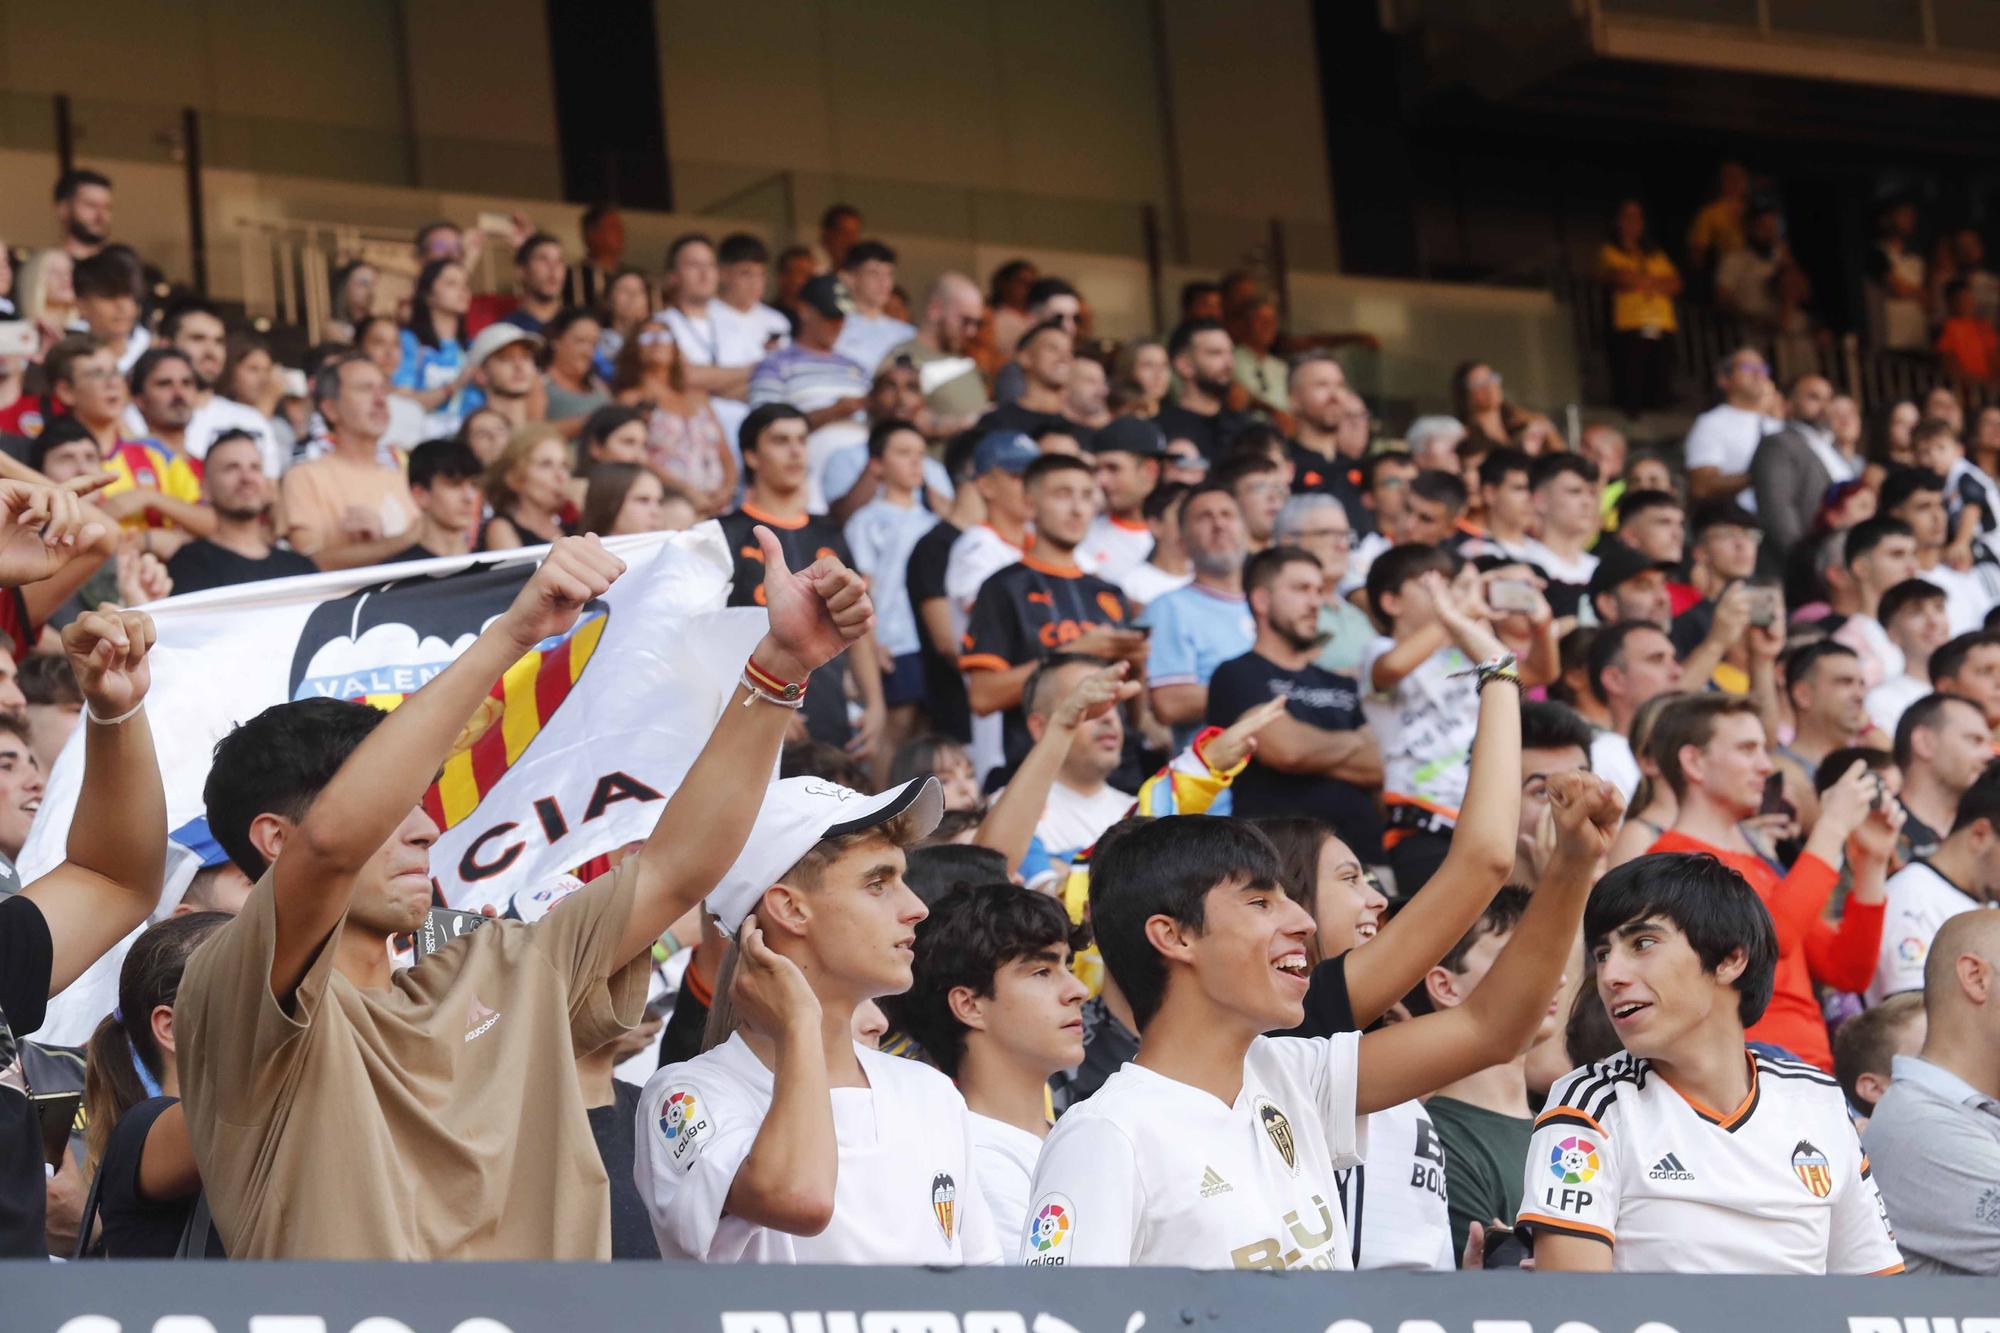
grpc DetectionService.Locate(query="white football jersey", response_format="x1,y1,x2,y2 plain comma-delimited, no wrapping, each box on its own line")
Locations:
1518,1049,1903,1274
1020,1033,1366,1270
1075,514,1155,582
968,1112,1043,1246
1341,1097,1456,1271
1867,861,1992,1006
635,1033,1003,1265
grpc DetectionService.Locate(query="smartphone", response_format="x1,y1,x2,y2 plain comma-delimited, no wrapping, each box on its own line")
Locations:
412,906,492,961
1488,579,1539,615
476,210,515,236
1759,772,1789,816
1747,587,1779,628
32,1091,81,1168
1482,1222,1530,1269
0,321,36,359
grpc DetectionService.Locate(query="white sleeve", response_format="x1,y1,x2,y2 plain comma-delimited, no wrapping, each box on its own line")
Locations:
943,535,979,609
1310,1032,1366,1168
1874,885,1931,1003
633,1065,759,1262
955,1116,1006,1266
1020,1116,1140,1266
1355,635,1396,700
1683,414,1727,471
1517,1098,1621,1249
1831,1132,1905,1275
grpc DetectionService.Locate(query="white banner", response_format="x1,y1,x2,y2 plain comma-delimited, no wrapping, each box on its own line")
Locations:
21,523,766,913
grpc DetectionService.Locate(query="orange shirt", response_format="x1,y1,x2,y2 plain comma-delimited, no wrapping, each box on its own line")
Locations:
1936,316,1999,381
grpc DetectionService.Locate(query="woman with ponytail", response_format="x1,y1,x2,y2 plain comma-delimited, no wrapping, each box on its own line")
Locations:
80,911,230,1257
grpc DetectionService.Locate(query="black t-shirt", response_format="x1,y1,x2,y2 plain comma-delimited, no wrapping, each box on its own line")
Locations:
961,556,1134,766
1157,401,1250,462
717,505,856,747
588,1080,661,1259
95,1095,225,1258
383,542,452,564
1670,597,1715,658
164,540,319,596
1048,994,1138,1116
905,520,971,742
1286,442,1373,536
1206,650,1384,861
0,892,53,1257
974,402,1067,440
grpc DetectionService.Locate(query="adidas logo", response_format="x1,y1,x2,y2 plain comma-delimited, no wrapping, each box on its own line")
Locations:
463,997,502,1042
1199,1166,1233,1198
1648,1152,1694,1182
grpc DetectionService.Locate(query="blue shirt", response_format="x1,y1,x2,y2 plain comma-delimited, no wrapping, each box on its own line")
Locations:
1138,582,1256,749
394,330,482,437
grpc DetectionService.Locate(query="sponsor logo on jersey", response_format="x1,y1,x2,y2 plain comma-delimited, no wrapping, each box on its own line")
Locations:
1200,1165,1233,1198
1256,1097,1298,1174
1228,1193,1338,1271
1024,1193,1073,1265
462,997,501,1042
1548,1135,1600,1185
931,1172,957,1243
659,1087,711,1171
1648,1152,1695,1182
1792,1140,1833,1198
1896,935,1927,963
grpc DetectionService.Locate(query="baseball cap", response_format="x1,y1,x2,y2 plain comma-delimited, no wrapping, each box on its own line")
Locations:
1088,416,1165,459
467,321,543,370
972,431,1039,477
706,775,944,933
798,274,854,321
1588,542,1678,598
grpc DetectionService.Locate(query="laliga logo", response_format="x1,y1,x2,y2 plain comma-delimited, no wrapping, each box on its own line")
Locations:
286,563,610,836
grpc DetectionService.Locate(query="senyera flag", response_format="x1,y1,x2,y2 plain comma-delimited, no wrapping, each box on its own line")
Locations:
20,525,767,911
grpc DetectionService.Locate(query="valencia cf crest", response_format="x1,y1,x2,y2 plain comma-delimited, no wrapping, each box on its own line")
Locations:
931,1172,957,1243
286,561,609,833
1256,1097,1298,1174
1791,1140,1833,1198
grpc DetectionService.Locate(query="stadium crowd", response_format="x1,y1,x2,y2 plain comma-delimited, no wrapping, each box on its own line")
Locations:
2,167,2000,1278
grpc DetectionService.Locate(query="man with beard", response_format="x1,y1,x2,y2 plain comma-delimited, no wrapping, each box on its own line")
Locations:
1285,353,1366,529
53,168,112,261
1206,546,1384,858
887,271,988,433
975,320,1072,440
1140,483,1255,749
144,301,282,474
165,432,317,593
1157,319,1250,463
498,232,567,336
111,348,213,539
1076,417,1163,582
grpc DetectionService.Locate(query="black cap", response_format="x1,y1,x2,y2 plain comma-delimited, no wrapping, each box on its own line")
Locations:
1087,416,1166,459
1588,542,1678,598
798,274,853,321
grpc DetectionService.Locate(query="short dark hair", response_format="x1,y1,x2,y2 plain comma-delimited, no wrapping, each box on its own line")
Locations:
716,232,768,266
1879,577,1946,628
1616,487,1683,526
159,299,222,342
1365,543,1455,622
1894,691,1980,768
1522,700,1595,759
54,168,110,203
1178,280,1222,314
1833,992,1924,1110
819,203,860,231
1653,694,1762,800
540,306,597,345
1142,481,1191,524
867,417,922,460
1089,816,1281,1030
1812,746,1893,796
1363,450,1418,489
1933,630,2000,686
1028,421,1084,448
903,843,1009,908
1583,852,1778,1026
1167,318,1225,363
1023,452,1092,492
1244,545,1319,604
1026,277,1078,310
1587,620,1665,706
1911,416,1959,451
1023,651,1103,719
664,231,714,268
30,417,98,472
1783,639,1858,706
1844,516,1915,567
842,239,896,270
127,346,194,396
1689,497,1756,541
407,438,482,490
514,232,562,268
1477,447,1531,490
1880,464,1946,516
19,652,80,708
738,402,807,458
1404,886,1531,1016
1950,763,2000,835
884,883,1075,1077
204,699,389,878
1409,468,1469,513
311,351,371,413
72,246,142,301
1212,453,1283,495
1014,318,1071,359
1531,452,1599,490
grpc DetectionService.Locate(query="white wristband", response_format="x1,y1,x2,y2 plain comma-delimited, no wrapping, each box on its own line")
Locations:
85,699,143,726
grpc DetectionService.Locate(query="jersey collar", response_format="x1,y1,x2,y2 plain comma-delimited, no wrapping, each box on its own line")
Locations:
1656,1048,1760,1133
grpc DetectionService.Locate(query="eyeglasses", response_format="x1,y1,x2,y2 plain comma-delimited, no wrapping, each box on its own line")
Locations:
71,366,118,384
1294,528,1353,549
1733,358,1771,376
637,326,676,348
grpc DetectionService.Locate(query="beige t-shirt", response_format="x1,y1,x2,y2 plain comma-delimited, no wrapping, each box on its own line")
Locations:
279,453,419,556
176,859,648,1259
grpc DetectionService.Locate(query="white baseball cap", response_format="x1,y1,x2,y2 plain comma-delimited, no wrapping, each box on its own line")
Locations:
706,775,944,932
467,321,543,370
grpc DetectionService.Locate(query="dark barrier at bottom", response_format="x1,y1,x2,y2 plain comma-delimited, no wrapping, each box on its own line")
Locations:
9,1263,2000,1332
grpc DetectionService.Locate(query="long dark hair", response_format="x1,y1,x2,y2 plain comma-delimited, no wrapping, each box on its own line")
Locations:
406,258,465,351
82,912,232,1178
1249,816,1337,966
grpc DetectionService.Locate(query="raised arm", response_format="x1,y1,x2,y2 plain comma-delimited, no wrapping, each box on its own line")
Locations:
270,537,628,997
614,526,874,963
1344,656,1520,1027
1357,771,1619,1113
23,610,166,996
977,663,1138,869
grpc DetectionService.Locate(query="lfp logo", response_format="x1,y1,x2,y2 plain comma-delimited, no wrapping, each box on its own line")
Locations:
1549,1136,1600,1185
1024,1195,1073,1266
661,1090,698,1139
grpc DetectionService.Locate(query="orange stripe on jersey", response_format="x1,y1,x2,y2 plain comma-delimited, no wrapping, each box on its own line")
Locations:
1663,1050,1760,1129
1870,1263,1905,1276
958,653,1011,673
1533,1105,1605,1136
1518,1214,1614,1246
